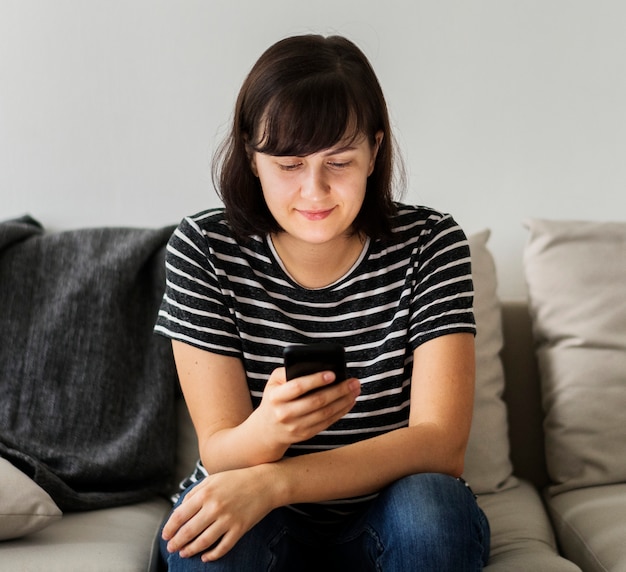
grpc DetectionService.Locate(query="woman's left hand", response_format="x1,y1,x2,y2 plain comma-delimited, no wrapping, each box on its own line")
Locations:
162,464,278,562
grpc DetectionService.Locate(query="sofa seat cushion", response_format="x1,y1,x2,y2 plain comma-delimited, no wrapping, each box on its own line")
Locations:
546,483,626,572
0,497,170,572
479,480,581,571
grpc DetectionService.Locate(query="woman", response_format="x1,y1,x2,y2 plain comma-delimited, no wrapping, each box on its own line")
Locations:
155,34,490,571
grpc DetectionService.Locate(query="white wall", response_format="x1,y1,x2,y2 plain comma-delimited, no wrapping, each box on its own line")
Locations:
2,1,625,298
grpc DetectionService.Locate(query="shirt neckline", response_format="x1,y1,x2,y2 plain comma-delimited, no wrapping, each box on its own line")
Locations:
265,235,371,291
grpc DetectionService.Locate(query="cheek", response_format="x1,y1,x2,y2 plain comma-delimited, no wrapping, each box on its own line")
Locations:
258,170,299,203
347,175,369,203
259,181,289,220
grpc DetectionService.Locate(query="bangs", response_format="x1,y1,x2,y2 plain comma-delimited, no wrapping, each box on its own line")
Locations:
248,74,370,156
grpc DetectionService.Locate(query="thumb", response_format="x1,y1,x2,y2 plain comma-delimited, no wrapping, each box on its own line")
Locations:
265,367,288,390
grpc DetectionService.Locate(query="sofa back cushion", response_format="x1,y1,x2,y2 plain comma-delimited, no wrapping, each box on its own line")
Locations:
524,218,626,494
499,301,550,488
462,230,517,494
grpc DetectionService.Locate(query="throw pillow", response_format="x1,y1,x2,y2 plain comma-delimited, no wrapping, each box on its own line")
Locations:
0,457,62,540
463,230,517,494
524,219,626,494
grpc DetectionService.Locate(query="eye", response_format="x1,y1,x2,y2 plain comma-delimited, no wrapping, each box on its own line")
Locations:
328,161,351,169
277,161,302,171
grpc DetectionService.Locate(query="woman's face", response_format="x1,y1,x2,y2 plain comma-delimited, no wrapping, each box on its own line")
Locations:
251,132,382,247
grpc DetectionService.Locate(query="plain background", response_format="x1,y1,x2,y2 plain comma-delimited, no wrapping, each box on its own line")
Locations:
1,1,625,298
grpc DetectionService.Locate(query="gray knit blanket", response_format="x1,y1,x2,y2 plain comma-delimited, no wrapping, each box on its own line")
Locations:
0,216,178,511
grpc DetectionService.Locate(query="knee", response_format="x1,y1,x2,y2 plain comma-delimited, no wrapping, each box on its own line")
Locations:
381,473,467,529
373,474,489,570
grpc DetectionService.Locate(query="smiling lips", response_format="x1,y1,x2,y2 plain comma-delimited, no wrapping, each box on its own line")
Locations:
297,208,335,221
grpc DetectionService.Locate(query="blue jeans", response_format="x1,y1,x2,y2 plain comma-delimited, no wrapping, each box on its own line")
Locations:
159,473,490,571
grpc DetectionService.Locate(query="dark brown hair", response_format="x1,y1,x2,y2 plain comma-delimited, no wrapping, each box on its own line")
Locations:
213,34,403,240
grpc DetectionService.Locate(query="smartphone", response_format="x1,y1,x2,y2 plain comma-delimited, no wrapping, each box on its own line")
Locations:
283,342,348,385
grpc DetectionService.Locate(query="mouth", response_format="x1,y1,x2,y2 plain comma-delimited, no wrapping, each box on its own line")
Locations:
297,208,335,221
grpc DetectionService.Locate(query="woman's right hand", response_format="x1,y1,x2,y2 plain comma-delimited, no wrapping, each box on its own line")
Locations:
253,367,361,451
172,340,360,472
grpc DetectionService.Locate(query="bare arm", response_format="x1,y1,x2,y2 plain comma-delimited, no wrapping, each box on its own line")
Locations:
270,331,475,504
172,340,360,473
164,332,475,562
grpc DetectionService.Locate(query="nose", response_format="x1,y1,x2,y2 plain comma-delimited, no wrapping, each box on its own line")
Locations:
300,165,330,200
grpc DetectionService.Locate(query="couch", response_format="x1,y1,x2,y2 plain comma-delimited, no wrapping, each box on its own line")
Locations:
1,216,624,571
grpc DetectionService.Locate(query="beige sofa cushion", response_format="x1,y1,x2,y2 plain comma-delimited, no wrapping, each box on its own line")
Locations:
0,458,62,540
0,497,170,572
524,219,626,494
463,230,517,494
547,483,626,572
479,480,581,571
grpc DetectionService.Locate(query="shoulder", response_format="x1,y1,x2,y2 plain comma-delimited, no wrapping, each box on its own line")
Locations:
175,208,231,240
169,208,254,254
167,208,270,275
388,203,468,247
391,203,458,230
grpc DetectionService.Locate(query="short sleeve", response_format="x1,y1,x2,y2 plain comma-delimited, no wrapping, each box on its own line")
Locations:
154,216,242,357
408,214,476,350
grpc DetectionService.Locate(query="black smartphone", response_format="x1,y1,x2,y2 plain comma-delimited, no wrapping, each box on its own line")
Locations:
283,342,348,385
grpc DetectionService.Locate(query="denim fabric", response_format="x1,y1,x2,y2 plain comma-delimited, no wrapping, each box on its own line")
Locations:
160,473,490,571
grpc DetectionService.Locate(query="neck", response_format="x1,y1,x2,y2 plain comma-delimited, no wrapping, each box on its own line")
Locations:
271,232,366,289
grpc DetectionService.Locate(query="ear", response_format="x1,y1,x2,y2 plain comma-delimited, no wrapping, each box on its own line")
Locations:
368,131,384,176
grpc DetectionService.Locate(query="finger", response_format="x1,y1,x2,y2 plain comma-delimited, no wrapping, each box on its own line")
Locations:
179,523,226,559
265,367,287,388
301,376,359,409
168,516,210,555
288,371,337,397
315,379,360,416
164,492,216,552
201,528,243,562
289,380,359,437
161,499,201,542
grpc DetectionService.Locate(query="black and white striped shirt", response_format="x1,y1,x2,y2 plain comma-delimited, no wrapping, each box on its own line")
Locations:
155,203,475,521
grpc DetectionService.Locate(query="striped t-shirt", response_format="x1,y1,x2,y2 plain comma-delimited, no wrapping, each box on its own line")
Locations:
155,203,475,522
